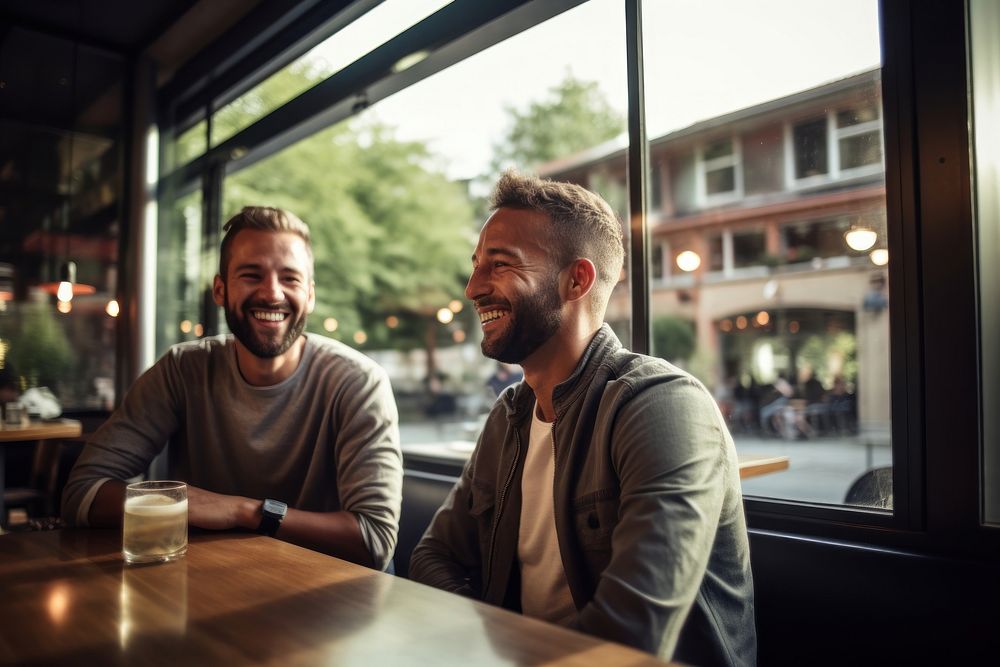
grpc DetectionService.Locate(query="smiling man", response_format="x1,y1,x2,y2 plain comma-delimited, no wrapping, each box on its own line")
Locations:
63,207,401,570
410,172,757,665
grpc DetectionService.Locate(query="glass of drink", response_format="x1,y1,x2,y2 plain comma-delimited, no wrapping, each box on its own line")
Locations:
122,481,188,564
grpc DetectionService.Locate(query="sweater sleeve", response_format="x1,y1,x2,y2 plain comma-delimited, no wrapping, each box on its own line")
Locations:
331,363,402,571
61,354,182,525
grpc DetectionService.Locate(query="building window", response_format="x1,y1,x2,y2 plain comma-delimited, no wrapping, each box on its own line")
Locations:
792,117,829,179
697,137,741,205
787,100,883,187
708,229,767,275
836,102,882,171
782,214,884,264
651,241,668,281
709,234,725,272
650,160,664,211
782,217,848,262
733,229,767,268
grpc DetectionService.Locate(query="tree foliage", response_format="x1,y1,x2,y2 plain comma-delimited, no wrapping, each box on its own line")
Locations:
1,301,72,388
490,74,625,175
220,64,476,350
652,315,696,363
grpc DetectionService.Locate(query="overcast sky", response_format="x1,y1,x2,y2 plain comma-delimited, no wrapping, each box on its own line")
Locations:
310,0,881,181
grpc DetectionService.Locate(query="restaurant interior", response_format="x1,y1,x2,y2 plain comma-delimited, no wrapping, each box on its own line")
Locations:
1,0,998,664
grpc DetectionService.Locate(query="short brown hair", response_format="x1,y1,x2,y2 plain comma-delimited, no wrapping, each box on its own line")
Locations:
219,206,313,279
489,170,624,307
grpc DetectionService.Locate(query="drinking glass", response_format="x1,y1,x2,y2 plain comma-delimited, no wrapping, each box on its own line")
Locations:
122,481,188,564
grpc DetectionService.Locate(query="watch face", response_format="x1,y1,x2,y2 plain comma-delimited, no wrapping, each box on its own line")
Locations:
262,499,287,516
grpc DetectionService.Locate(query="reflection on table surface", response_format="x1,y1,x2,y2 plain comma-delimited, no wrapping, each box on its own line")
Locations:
0,529,669,666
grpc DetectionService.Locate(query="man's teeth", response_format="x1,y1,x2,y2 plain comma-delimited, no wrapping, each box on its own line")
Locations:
479,310,508,324
253,311,286,322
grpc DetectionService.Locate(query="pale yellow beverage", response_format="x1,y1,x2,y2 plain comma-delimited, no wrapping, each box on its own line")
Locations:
123,488,188,564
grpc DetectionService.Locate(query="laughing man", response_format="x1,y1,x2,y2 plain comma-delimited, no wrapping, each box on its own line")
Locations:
410,171,757,665
63,206,401,569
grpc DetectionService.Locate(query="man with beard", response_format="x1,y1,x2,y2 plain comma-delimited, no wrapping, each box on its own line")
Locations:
62,207,401,569
410,172,756,665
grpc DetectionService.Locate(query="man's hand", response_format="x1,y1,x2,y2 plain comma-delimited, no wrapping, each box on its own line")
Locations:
186,485,259,530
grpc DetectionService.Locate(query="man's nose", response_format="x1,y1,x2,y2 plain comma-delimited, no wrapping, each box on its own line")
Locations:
465,265,488,302
258,273,283,302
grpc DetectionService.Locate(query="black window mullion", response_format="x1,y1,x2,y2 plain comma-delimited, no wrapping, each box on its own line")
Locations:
625,0,650,354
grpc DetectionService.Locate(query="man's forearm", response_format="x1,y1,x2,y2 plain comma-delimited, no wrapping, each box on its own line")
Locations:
276,509,374,568
186,485,377,567
88,480,127,527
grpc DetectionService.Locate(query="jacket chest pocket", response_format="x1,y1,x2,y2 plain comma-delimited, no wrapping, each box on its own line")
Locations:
573,491,619,552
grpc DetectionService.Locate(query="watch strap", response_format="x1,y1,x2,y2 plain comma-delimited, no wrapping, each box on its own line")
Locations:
257,499,287,537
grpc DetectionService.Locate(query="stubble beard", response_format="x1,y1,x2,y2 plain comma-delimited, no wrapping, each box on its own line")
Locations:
224,285,306,359
481,276,563,364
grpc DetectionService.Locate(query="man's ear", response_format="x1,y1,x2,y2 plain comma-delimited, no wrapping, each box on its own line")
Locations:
307,280,316,314
212,275,225,307
562,258,597,303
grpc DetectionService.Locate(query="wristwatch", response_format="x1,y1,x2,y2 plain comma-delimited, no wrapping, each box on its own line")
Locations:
257,498,288,537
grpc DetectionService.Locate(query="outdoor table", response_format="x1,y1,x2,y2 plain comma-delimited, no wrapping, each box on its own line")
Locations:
0,529,670,666
737,453,790,479
0,419,82,527
405,444,790,480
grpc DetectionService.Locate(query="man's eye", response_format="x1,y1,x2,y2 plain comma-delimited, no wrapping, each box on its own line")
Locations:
494,261,509,268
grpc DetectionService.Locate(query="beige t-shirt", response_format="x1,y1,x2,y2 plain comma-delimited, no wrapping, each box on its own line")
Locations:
518,402,577,626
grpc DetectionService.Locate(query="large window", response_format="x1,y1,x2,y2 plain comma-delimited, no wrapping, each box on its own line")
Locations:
156,0,997,541
970,0,1000,524
166,0,628,460
155,189,205,357
640,0,889,508
0,34,124,412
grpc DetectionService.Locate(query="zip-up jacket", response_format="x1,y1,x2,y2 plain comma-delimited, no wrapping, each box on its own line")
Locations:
410,325,757,665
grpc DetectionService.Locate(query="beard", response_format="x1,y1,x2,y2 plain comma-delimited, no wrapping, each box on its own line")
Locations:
481,275,562,364
224,286,307,359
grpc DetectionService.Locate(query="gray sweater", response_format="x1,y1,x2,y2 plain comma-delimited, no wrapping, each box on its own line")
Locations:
62,334,402,569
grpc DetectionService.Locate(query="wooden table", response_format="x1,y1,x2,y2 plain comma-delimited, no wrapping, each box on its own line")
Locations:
0,529,669,666
0,419,82,527
738,453,790,479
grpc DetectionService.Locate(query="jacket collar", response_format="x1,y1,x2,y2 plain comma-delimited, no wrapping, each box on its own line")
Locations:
501,324,622,424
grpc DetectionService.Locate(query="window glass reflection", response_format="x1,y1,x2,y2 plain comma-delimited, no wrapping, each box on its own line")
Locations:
636,0,889,507
205,0,628,457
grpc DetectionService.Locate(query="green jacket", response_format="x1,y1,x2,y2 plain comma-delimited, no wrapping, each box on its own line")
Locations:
410,325,757,665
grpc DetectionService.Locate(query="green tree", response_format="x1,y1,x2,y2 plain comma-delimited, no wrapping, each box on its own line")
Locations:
220,64,475,358
0,301,72,388
489,74,625,174
651,315,696,363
